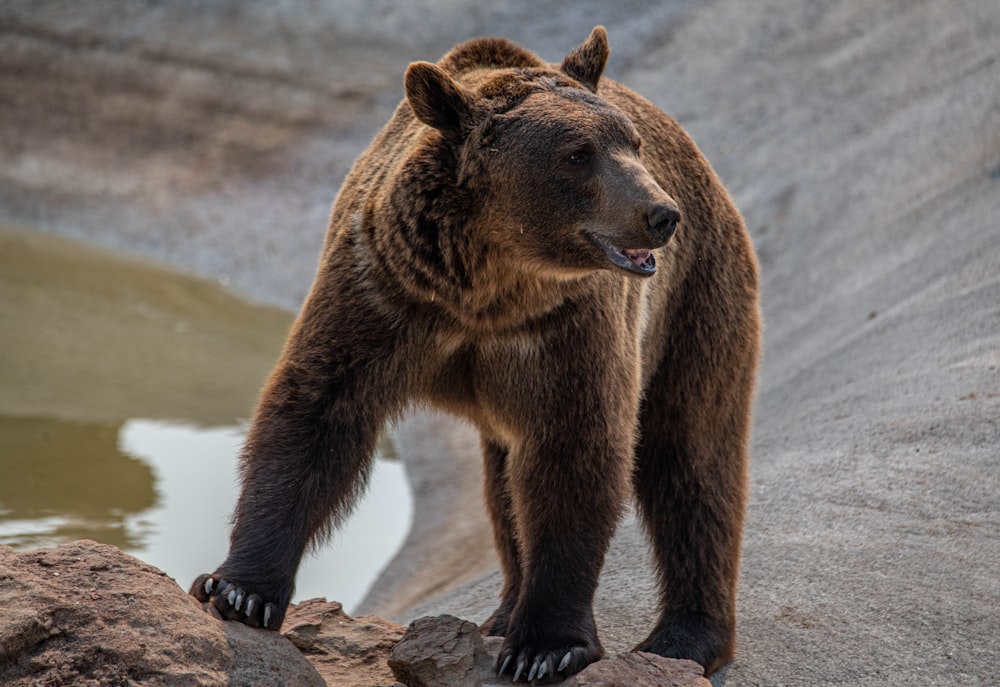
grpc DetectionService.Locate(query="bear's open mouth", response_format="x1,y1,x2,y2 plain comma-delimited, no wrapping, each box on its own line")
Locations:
588,234,657,276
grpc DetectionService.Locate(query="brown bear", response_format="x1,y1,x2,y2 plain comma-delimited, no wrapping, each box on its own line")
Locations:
190,26,760,683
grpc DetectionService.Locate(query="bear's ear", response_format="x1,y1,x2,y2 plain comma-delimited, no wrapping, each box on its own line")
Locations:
405,62,475,139
560,26,610,92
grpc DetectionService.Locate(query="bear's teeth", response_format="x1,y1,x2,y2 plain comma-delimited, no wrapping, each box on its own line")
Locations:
622,248,653,266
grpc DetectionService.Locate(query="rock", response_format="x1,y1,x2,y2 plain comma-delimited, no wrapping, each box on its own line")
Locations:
283,597,406,687
0,540,324,687
567,653,709,687
388,615,490,687
388,615,709,687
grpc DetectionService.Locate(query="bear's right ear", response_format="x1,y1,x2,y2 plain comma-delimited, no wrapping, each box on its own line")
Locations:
405,62,475,139
560,26,610,92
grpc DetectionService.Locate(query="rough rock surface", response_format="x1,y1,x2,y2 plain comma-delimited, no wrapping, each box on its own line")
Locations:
568,653,709,687
283,597,406,687
1,542,701,687
388,615,488,687
388,615,710,687
0,540,324,687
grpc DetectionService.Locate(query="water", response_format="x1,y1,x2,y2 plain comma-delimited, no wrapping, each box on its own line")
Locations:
0,227,412,613
0,417,410,611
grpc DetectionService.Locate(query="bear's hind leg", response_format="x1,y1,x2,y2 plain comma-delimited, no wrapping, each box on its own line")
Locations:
479,439,522,637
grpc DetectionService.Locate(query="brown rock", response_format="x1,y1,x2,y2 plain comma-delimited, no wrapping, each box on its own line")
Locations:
389,615,710,687
283,597,406,686
566,652,710,687
389,615,491,687
0,540,324,687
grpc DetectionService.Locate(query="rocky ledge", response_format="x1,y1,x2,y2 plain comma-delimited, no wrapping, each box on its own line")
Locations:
0,540,708,686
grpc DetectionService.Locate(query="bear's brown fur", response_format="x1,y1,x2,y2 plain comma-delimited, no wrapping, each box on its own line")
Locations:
191,26,760,682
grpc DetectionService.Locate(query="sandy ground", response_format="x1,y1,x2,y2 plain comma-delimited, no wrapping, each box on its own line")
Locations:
2,2,998,685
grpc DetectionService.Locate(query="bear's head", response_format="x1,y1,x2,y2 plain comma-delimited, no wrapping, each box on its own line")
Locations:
403,27,680,282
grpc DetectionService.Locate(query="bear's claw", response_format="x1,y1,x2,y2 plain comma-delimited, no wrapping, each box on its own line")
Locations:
513,658,526,681
496,643,597,683
528,656,553,681
189,573,281,630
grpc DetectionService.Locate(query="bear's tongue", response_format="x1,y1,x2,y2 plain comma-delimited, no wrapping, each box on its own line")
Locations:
589,233,657,276
621,248,654,269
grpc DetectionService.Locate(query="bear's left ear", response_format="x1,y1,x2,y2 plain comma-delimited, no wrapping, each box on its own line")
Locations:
405,62,475,139
560,26,610,92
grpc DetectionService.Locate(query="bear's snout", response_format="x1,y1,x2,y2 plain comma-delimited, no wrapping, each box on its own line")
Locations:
645,203,681,244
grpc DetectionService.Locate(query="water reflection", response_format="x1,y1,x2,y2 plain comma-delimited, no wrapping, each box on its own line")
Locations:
117,419,411,611
0,415,411,612
0,416,156,549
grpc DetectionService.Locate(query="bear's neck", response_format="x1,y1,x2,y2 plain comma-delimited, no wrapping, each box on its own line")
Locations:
447,255,598,332
362,185,600,332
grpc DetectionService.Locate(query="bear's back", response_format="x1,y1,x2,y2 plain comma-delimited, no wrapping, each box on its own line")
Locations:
438,36,544,76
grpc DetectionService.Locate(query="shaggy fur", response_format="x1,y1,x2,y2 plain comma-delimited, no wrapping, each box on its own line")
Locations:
191,26,760,682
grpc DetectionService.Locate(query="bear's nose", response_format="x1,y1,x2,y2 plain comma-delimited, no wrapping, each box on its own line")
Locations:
645,203,680,243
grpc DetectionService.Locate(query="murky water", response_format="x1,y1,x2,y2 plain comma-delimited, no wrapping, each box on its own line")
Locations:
0,227,411,612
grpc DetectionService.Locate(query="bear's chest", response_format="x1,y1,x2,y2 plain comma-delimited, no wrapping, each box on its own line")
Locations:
419,327,546,430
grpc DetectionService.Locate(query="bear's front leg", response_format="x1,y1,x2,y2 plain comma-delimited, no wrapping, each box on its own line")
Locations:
189,284,405,630
493,421,634,682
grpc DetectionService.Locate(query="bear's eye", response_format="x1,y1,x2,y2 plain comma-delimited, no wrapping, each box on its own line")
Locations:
567,149,592,165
